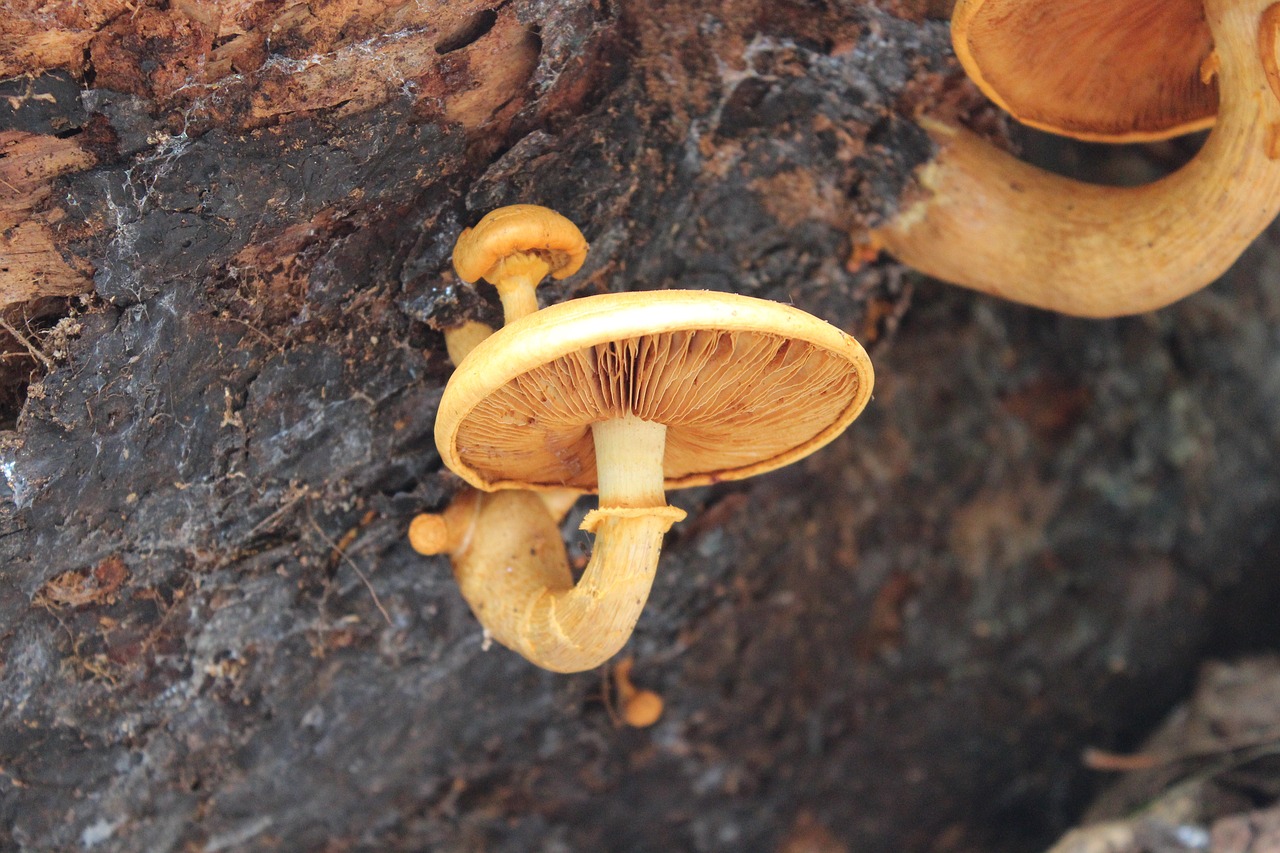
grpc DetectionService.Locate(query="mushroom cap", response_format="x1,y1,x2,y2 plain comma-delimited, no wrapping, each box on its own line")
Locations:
452,204,589,284
952,0,1217,142
435,291,874,492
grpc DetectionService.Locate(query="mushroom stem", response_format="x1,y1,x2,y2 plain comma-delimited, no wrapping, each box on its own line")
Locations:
443,321,494,366
439,491,683,673
591,415,667,509
872,0,1280,318
436,414,685,673
490,252,552,324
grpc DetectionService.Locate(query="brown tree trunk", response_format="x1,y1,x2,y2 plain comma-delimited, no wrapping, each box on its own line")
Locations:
2,2,1278,851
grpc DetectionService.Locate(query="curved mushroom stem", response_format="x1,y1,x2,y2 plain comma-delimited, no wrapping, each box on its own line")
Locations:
871,0,1280,318
413,414,684,673
489,252,552,324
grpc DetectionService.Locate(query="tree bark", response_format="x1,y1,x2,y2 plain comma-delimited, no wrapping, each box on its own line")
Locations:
2,2,1279,851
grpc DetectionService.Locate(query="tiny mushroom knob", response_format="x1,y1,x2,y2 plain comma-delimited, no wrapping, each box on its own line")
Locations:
452,204,588,324
408,514,452,556
614,658,664,728
433,289,874,673
871,0,1280,317
622,690,665,728
408,492,478,556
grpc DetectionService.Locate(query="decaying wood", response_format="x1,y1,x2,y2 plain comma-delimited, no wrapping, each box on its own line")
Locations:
0,130,97,306
1,1,1279,851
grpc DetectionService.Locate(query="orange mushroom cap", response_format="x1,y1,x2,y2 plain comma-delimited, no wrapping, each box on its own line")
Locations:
452,204,589,284
435,290,874,493
952,0,1218,142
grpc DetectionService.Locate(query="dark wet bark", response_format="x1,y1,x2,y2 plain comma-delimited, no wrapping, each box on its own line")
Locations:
2,1,1278,851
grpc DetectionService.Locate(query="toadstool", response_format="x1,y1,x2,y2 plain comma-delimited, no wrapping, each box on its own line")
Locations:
613,657,664,728
415,245,873,672
412,315,585,554
869,0,1280,318
451,203,588,324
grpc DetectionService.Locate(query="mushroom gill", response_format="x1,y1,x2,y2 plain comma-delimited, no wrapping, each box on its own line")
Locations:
957,0,1216,141
453,329,862,489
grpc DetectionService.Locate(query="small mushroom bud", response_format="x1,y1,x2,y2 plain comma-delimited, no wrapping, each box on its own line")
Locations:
614,658,664,728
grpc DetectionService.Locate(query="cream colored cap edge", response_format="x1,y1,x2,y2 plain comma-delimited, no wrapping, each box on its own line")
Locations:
434,290,875,493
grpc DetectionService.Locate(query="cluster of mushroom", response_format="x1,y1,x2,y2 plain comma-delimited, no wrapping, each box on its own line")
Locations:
870,0,1280,318
407,0,1279,672
410,205,874,673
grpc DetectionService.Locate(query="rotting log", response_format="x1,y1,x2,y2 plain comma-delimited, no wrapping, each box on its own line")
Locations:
2,2,1280,852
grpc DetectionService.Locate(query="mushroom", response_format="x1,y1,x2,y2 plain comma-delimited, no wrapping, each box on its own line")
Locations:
869,0,1280,318
613,657,664,728
952,0,1219,143
415,281,874,673
451,204,589,323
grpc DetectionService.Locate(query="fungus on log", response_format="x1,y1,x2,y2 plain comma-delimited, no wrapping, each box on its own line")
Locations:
452,204,590,323
871,0,1280,318
416,207,874,673
422,289,874,672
